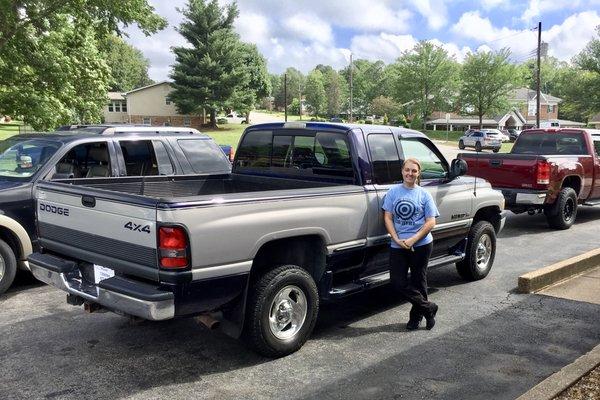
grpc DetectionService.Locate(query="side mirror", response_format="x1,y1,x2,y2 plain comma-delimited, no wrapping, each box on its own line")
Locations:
450,158,468,179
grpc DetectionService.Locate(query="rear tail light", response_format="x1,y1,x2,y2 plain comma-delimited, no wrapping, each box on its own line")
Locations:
159,226,189,269
536,160,550,185
229,147,235,162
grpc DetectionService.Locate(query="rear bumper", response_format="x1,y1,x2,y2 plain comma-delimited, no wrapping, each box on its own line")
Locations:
501,188,547,207
28,253,174,321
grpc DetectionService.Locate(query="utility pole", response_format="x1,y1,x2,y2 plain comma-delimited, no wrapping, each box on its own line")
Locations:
536,21,541,128
299,82,302,121
349,53,353,123
284,73,288,122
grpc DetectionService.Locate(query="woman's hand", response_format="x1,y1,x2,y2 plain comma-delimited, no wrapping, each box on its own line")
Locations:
403,237,417,249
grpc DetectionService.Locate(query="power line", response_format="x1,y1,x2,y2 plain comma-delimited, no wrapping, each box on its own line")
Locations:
476,30,531,48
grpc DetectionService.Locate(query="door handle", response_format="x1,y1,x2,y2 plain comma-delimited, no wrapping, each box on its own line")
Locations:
490,160,502,167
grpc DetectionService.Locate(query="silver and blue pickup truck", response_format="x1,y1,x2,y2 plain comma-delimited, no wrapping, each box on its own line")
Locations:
29,122,505,357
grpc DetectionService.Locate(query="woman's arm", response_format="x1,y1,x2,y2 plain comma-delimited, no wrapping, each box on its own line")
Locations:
403,217,436,248
384,211,406,248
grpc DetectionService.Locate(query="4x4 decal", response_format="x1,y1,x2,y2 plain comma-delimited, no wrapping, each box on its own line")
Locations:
124,221,151,234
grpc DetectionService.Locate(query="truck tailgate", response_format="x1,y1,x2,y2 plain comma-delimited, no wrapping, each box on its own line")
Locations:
459,153,541,189
36,182,159,281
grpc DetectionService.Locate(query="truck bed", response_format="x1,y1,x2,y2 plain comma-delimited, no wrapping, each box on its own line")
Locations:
52,173,347,202
458,152,544,189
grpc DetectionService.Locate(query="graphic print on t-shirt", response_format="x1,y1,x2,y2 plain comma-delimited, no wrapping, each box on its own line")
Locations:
394,198,423,226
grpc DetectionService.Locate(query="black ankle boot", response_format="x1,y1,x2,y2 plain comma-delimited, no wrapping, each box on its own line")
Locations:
406,309,423,330
425,303,438,330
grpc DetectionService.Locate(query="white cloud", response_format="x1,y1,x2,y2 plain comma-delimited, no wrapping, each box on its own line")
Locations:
521,0,582,23
481,0,507,9
235,12,270,46
409,0,448,30
350,33,418,63
544,11,600,60
283,13,333,45
428,39,473,62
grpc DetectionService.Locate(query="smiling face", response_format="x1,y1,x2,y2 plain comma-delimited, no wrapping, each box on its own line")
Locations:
402,160,420,187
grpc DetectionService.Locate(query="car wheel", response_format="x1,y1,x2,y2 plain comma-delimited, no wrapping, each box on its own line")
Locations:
0,239,17,295
456,221,496,281
245,265,319,357
475,142,482,152
458,140,465,150
545,187,577,230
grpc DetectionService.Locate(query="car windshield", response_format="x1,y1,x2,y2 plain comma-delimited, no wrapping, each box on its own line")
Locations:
0,138,62,180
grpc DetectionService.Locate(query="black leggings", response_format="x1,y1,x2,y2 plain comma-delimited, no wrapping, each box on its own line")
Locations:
389,243,435,316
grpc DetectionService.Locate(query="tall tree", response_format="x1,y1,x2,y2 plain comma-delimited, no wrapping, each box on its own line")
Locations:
99,35,153,92
389,41,459,129
170,0,247,128
227,43,270,123
274,68,304,110
572,26,600,119
340,59,386,116
321,68,348,117
305,69,326,117
0,0,166,130
459,48,517,128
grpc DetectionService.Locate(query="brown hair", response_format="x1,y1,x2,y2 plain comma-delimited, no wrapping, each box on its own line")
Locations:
402,158,422,185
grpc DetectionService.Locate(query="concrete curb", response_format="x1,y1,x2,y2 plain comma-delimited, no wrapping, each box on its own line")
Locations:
516,344,600,400
518,248,600,293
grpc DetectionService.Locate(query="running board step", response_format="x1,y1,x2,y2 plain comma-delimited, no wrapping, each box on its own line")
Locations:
327,254,465,299
583,200,600,206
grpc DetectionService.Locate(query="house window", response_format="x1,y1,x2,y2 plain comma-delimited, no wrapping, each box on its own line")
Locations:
183,116,191,126
166,98,171,105
142,117,151,125
108,103,114,112
114,102,121,113
121,101,127,112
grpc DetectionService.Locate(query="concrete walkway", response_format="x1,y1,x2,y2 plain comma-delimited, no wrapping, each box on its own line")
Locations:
539,266,600,305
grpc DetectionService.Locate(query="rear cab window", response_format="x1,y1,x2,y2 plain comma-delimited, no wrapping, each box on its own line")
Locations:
118,140,175,176
177,138,231,174
513,132,587,155
234,128,355,182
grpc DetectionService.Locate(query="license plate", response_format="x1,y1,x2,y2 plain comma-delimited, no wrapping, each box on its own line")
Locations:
94,264,115,284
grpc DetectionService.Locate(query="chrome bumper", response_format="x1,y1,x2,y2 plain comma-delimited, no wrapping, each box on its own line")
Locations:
515,192,547,205
29,258,174,321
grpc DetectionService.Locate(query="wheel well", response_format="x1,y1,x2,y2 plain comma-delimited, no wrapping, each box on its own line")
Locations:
0,227,21,260
561,176,581,195
473,206,502,233
250,235,326,284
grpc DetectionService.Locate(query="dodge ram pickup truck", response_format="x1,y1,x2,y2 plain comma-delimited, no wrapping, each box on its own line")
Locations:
0,126,230,294
29,122,505,357
460,128,600,229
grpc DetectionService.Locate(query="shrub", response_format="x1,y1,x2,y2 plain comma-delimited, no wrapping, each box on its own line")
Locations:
217,118,228,124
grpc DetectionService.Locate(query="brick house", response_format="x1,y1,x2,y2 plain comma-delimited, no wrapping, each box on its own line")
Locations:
102,82,205,129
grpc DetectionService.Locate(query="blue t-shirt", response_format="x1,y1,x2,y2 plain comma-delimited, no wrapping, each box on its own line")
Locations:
382,184,440,248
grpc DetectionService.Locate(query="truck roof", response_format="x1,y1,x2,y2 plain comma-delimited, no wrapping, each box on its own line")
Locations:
247,121,427,139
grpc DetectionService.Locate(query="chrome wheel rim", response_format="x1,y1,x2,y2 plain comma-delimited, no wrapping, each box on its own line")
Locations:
475,234,492,272
0,253,4,281
268,285,307,340
563,198,575,222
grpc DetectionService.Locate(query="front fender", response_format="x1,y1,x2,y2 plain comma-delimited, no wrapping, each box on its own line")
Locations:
0,214,33,270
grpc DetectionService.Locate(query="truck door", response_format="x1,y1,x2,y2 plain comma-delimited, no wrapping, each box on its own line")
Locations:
362,132,403,276
398,137,473,258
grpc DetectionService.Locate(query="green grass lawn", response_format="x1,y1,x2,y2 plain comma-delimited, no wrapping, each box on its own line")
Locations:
202,124,247,148
0,123,22,141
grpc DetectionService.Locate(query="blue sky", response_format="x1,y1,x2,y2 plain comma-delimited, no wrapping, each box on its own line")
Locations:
124,0,600,82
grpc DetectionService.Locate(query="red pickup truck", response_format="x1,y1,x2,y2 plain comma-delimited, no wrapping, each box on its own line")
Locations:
460,128,600,229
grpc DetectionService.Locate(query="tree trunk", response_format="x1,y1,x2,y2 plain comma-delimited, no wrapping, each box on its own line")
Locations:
478,114,483,129
245,111,251,124
210,108,217,128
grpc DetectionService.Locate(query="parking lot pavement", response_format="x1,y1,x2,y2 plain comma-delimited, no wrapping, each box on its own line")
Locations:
1,210,599,399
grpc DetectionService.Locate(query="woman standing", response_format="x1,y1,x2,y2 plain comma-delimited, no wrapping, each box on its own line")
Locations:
382,158,440,330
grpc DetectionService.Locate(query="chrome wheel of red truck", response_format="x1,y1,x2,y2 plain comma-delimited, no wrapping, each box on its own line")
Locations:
545,187,577,230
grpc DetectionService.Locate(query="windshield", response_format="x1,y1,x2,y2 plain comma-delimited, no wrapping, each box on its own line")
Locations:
0,138,62,180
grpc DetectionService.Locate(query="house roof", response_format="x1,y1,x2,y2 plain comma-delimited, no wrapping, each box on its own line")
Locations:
510,87,561,103
428,117,499,125
108,92,125,100
524,118,586,127
124,81,171,95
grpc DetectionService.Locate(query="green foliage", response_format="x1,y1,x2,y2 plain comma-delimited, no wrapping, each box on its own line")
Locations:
395,114,408,127
0,0,165,130
289,98,301,115
99,35,153,92
383,113,389,125
370,96,401,119
305,69,326,117
274,68,304,109
389,42,459,129
571,26,600,119
460,48,517,128
409,116,423,130
170,0,247,127
574,26,600,75
217,118,228,124
340,59,387,116
321,68,348,117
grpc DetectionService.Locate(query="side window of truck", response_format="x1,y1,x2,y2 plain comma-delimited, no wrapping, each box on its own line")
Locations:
593,140,600,157
177,138,231,173
52,141,111,179
118,140,174,176
367,133,402,184
399,138,448,180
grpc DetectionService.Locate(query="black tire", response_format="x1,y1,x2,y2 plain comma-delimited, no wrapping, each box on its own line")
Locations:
493,148,500,153
245,265,319,357
456,221,496,281
458,140,465,150
545,187,577,230
0,239,17,295
475,141,482,152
